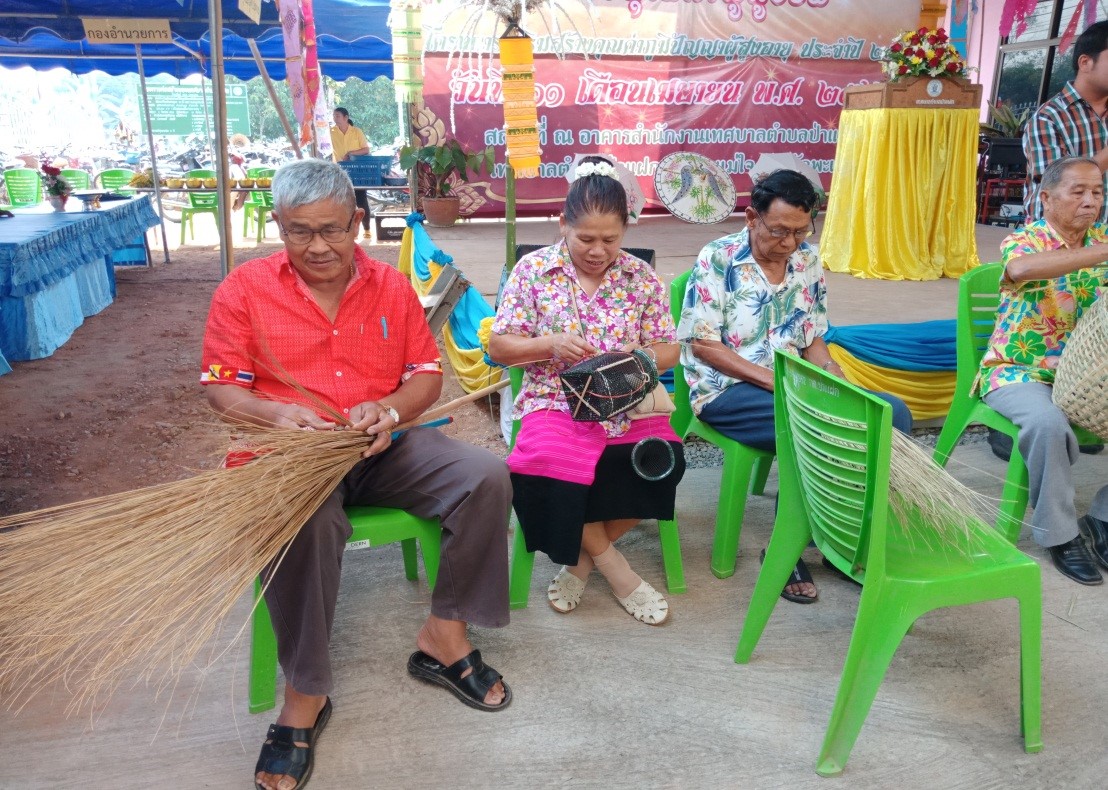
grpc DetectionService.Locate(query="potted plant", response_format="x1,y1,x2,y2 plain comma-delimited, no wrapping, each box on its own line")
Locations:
986,100,1031,138
399,138,495,227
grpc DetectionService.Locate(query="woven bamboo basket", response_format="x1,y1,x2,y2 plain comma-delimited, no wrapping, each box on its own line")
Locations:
1053,296,1108,440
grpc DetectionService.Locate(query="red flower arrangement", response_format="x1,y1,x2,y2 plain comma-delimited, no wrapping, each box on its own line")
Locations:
41,165,73,198
882,27,969,82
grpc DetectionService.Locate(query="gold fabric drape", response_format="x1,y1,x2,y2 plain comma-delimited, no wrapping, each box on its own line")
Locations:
827,345,956,420
821,108,980,281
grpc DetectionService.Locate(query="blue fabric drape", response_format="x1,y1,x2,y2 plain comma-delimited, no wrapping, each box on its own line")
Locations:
823,319,956,372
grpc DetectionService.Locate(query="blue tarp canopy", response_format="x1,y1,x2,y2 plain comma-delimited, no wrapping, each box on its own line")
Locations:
0,0,394,80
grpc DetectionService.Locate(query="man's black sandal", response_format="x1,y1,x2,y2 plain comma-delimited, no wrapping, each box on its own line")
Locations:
408,649,513,711
760,549,818,604
254,697,332,790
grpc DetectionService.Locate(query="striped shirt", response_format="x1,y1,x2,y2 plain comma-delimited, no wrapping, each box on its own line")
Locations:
1022,81,1108,223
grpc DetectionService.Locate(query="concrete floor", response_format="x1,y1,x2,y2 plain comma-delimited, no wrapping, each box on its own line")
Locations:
6,217,1108,789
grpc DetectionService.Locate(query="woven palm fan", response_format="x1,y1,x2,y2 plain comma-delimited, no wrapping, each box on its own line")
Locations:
559,349,657,422
1052,295,1108,441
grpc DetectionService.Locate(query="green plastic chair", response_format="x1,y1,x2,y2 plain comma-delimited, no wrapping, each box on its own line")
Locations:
248,505,441,713
60,168,90,190
736,351,1042,777
2,167,42,207
181,169,220,244
669,270,775,578
242,167,275,239
506,366,686,609
932,262,1101,542
94,168,136,191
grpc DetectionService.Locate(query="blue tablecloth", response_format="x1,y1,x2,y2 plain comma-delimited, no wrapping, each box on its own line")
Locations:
0,196,158,368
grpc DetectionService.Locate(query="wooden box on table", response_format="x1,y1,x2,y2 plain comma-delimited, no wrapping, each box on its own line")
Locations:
843,77,982,110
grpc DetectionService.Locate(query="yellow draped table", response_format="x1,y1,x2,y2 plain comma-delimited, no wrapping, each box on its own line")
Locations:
821,108,980,281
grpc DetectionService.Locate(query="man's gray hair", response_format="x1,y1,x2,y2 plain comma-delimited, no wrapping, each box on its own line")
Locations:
271,158,355,215
1041,156,1099,192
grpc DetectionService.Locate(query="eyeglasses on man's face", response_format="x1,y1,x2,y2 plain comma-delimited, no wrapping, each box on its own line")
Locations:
753,212,814,241
278,212,357,245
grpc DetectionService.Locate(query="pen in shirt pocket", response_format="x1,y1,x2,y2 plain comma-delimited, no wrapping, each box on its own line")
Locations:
380,316,388,339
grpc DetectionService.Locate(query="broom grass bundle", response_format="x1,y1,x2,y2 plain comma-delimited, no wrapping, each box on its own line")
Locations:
0,379,510,717
0,424,369,717
888,430,996,553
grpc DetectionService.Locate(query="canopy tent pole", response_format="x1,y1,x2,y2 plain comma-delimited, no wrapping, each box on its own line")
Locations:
246,38,303,159
136,44,171,265
199,70,215,168
208,0,234,277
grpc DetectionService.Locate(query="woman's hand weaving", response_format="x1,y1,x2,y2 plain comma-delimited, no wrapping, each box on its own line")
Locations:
549,333,598,365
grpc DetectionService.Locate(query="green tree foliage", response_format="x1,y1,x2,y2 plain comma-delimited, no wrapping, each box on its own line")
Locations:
238,74,399,147
236,75,297,142
328,76,401,148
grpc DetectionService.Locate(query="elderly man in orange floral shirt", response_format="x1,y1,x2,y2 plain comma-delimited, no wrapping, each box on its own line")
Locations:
978,156,1108,586
202,158,512,790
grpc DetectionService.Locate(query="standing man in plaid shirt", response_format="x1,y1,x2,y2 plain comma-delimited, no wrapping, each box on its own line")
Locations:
1023,21,1108,223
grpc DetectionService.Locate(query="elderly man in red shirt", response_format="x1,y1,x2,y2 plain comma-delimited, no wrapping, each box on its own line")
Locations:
201,158,512,790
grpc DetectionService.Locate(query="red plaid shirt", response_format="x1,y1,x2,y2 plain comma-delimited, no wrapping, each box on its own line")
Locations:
1023,81,1108,223
201,246,441,420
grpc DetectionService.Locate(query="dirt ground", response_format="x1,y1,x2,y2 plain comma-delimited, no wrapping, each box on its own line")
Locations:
0,242,508,517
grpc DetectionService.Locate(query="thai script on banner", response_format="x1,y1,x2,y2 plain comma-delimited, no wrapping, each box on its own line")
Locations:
82,18,172,44
416,0,925,218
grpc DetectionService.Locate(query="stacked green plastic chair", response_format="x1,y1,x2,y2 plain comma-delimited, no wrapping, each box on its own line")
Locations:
94,168,136,191
933,262,1101,542
2,167,43,207
242,167,276,241
737,351,1042,776
248,505,440,713
669,270,774,577
60,168,90,190
180,169,220,244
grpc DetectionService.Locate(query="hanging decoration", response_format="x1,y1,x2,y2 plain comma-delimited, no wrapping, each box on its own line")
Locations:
998,0,1041,39
498,24,541,179
276,0,307,123
1058,0,1099,55
390,0,424,103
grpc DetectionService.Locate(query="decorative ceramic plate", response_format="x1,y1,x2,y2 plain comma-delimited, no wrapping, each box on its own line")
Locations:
653,152,736,225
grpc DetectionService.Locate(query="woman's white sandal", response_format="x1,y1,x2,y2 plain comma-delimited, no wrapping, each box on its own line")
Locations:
547,567,587,613
615,580,669,625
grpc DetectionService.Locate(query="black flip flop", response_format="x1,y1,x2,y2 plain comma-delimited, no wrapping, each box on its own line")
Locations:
254,697,332,790
408,649,513,711
760,548,818,604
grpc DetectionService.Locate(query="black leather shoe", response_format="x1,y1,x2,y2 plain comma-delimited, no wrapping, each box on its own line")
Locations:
1078,515,1108,571
1048,536,1103,586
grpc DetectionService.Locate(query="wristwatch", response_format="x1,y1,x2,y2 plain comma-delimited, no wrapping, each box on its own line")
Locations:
380,404,400,424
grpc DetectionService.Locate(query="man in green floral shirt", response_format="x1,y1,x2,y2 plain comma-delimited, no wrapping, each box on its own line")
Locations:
979,156,1108,585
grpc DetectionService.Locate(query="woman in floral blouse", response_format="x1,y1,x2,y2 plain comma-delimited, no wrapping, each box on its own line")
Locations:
489,156,684,626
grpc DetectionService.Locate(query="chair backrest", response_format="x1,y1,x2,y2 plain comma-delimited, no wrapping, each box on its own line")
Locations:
774,351,893,577
95,168,136,190
2,168,42,206
246,167,276,179
60,168,90,190
669,269,694,436
185,169,220,208
954,262,1003,395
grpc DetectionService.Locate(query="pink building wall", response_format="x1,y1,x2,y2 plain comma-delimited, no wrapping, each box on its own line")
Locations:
951,0,1005,120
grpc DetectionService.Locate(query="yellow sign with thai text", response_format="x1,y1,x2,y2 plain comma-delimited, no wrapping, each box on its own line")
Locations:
82,18,172,44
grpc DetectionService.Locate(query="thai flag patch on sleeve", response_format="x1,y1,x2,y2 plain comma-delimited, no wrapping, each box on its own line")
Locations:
202,364,255,384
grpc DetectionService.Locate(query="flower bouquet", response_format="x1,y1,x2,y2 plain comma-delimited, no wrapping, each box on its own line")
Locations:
882,27,968,82
42,165,72,211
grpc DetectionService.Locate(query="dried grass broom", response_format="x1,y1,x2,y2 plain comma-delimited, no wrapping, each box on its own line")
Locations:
0,379,509,717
